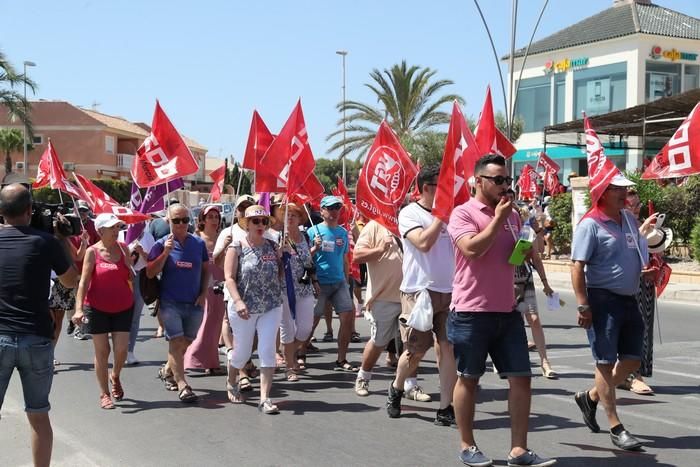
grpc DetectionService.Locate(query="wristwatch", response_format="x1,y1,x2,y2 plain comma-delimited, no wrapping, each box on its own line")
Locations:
577,304,591,312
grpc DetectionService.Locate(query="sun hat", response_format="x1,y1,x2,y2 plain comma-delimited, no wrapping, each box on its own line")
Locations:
94,213,124,231
610,173,636,187
239,205,274,230
235,194,255,210
320,195,342,208
646,226,673,254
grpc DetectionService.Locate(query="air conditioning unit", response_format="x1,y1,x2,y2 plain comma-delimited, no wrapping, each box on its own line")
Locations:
63,162,75,171
15,161,24,170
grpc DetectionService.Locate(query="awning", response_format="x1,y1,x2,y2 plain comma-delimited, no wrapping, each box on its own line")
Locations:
513,145,627,163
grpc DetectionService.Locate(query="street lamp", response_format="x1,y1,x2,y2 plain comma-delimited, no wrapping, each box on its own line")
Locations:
336,50,348,185
23,60,36,175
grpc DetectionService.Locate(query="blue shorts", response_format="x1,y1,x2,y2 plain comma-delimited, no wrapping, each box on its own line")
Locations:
313,281,354,317
586,288,644,364
447,310,532,379
159,300,204,340
0,334,54,412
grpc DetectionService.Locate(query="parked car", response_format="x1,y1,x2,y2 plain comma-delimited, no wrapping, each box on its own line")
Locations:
200,203,234,227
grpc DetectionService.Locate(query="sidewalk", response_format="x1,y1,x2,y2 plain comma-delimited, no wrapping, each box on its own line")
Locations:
540,261,700,304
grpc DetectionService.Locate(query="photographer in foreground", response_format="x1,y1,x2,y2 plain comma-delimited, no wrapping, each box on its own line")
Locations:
0,183,79,467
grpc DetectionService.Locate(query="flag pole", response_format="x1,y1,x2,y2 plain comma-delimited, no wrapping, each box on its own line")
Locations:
236,168,245,197
166,181,172,234
69,195,86,231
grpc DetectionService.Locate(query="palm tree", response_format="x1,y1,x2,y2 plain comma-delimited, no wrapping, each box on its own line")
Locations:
327,60,464,161
0,128,24,173
1,49,37,134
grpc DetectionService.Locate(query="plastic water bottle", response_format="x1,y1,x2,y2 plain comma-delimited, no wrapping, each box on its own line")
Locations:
519,224,534,242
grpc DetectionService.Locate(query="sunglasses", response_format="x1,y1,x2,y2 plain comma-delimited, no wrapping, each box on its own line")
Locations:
480,175,513,186
170,217,190,225
249,218,270,226
324,204,343,211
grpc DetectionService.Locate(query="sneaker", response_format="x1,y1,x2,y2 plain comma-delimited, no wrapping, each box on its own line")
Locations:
435,404,456,426
459,446,493,467
258,398,279,415
126,352,139,365
404,385,432,402
218,345,227,356
507,450,556,466
66,321,75,335
355,378,370,397
350,332,361,343
610,429,642,451
73,329,88,340
574,391,600,433
322,332,334,342
386,383,403,418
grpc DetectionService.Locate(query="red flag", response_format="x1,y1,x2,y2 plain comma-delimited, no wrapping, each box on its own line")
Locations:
258,100,315,195
73,173,149,224
518,164,539,200
289,172,325,205
209,164,226,202
333,176,356,227
536,152,562,194
649,253,672,297
241,110,279,192
584,113,623,206
434,102,478,222
356,121,418,236
536,151,560,174
410,162,422,202
131,101,199,188
642,101,700,179
474,86,516,158
32,141,86,199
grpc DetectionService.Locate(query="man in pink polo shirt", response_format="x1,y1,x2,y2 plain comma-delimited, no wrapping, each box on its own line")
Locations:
447,154,556,467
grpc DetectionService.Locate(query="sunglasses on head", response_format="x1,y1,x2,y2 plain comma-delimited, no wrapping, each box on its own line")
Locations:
324,204,343,211
249,218,270,226
480,175,513,186
170,217,190,225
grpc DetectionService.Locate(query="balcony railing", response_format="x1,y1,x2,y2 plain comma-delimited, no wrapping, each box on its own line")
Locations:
116,153,134,169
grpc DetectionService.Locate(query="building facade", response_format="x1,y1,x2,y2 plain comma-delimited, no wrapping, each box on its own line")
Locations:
0,100,208,186
506,0,700,183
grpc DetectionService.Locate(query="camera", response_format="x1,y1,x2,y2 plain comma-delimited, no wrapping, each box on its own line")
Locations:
30,202,82,237
299,265,316,285
212,281,226,295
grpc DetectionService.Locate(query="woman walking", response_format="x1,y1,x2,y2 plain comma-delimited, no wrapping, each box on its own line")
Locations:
185,205,226,375
224,205,283,413
73,214,134,409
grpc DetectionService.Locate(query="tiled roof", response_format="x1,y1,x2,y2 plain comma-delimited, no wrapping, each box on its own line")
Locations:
507,2,700,59
80,109,149,138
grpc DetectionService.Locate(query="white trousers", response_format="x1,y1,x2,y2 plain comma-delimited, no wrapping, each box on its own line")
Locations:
227,304,282,369
279,294,315,344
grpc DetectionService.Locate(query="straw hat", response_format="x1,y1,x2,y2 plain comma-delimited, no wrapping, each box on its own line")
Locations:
646,226,673,254
238,205,274,230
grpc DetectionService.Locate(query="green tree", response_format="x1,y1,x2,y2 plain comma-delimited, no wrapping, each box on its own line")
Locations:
0,128,23,173
230,162,253,195
401,131,446,167
327,60,463,162
548,192,573,254
0,50,37,135
314,158,361,193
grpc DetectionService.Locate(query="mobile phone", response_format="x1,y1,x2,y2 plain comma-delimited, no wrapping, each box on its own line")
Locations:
508,239,533,266
655,213,666,229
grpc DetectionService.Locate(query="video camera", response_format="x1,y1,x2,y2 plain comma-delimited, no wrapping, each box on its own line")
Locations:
30,202,82,237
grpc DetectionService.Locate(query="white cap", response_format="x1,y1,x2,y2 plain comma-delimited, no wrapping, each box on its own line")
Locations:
610,173,635,187
94,213,124,230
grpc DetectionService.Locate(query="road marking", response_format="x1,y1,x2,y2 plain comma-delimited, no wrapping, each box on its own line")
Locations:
651,368,700,380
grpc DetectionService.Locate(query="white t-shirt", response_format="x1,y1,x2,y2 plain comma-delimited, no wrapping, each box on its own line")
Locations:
398,202,455,293
213,223,247,259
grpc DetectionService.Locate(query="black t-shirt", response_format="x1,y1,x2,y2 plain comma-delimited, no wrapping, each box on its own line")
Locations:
0,226,72,338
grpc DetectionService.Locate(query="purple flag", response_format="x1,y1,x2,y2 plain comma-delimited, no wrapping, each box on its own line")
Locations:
257,192,270,212
125,178,184,244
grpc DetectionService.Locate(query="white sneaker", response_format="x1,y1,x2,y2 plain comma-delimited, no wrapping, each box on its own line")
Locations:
355,378,370,397
126,352,139,365
404,385,432,402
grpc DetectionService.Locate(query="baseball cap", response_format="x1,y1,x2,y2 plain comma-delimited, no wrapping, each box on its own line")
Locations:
77,200,90,212
235,194,255,209
94,213,124,230
610,173,636,187
320,195,342,208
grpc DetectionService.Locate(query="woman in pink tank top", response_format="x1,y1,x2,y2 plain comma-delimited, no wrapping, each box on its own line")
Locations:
73,214,135,410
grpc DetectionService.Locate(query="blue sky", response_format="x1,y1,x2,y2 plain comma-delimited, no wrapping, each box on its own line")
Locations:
2,0,698,162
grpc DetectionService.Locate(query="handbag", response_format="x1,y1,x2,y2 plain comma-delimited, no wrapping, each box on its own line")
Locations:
139,270,160,305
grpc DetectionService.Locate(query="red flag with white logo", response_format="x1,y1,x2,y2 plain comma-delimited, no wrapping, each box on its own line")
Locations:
356,121,418,236
289,172,325,206
518,164,539,200
258,100,315,195
32,141,86,199
433,102,478,223
642,101,700,179
536,152,562,194
584,113,622,206
131,101,199,188
209,164,226,202
73,173,150,224
333,176,356,227
474,86,516,158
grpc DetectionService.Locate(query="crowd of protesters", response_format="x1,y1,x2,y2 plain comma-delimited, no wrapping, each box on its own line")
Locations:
1,152,673,466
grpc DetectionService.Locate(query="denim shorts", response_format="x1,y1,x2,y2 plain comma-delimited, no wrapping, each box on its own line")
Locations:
313,281,354,317
159,300,204,340
0,334,54,412
586,288,644,364
447,310,532,379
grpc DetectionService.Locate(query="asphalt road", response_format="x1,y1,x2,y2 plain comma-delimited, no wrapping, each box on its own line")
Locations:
1,290,699,467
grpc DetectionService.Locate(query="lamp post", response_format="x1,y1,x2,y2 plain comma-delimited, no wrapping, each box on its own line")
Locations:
336,50,348,185
23,60,36,175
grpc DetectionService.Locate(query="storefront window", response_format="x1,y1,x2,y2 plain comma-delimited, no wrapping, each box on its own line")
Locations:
646,61,681,102
574,62,627,116
554,74,566,124
514,75,551,132
684,64,700,92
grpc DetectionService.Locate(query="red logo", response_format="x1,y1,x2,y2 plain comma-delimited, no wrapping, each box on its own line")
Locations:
364,145,407,207
176,261,193,269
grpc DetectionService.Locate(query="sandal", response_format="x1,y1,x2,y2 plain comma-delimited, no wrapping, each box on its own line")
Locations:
110,375,124,400
350,332,361,343
204,367,227,377
226,382,244,404
238,376,253,392
178,385,198,403
296,355,307,370
334,360,358,372
306,343,319,352
322,332,334,342
276,353,286,368
540,361,558,379
100,393,114,409
630,377,654,395
244,360,259,379
617,374,634,391
258,398,279,414
158,365,178,391
286,369,299,382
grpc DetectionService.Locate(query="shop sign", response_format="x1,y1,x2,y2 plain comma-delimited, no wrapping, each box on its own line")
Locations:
544,56,589,74
650,45,698,62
